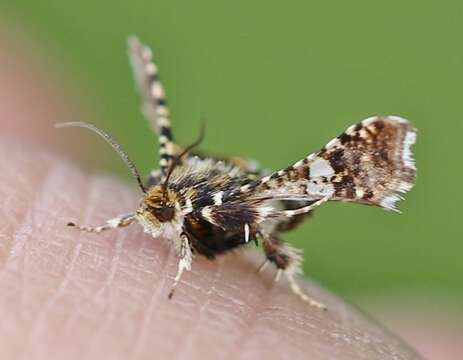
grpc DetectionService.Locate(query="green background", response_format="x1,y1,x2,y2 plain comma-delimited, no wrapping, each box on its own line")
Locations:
2,0,462,302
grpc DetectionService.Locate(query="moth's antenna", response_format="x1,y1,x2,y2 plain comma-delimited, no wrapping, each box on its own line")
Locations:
162,122,206,198
55,122,147,194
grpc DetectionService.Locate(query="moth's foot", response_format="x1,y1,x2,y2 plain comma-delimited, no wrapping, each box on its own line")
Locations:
65,213,136,233
285,271,328,311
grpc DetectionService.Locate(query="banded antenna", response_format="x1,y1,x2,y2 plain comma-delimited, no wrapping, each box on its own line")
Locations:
55,122,147,194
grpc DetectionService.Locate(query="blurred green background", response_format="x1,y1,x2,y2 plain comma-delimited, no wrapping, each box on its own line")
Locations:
1,0,462,303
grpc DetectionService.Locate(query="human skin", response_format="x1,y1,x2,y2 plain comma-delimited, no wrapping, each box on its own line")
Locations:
0,141,424,360
0,30,424,360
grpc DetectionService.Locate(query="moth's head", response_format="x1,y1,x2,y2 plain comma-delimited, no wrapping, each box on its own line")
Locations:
137,185,178,226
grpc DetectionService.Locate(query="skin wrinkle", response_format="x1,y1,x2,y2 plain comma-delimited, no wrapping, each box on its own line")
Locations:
0,190,34,356
283,313,350,356
218,261,260,316
93,190,158,358
116,233,159,301
130,246,175,358
327,304,401,354
60,181,151,358
243,300,331,357
61,178,128,333
232,267,278,360
84,186,148,355
0,155,87,359
36,175,91,354
237,305,306,359
175,256,226,360
9,221,32,330
26,164,93,354
240,303,408,360
0,184,35,259
0,142,52,266
66,178,127,359
179,256,276,360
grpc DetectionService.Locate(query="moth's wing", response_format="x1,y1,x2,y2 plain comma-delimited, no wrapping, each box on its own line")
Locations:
129,37,266,178
146,151,265,189
186,116,416,238
128,37,180,174
128,36,169,134
190,150,267,176
238,116,416,213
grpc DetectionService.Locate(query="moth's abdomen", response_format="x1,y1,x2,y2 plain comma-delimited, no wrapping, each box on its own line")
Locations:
184,213,250,258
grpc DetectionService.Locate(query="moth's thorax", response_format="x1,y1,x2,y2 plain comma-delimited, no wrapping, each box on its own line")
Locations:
136,185,184,248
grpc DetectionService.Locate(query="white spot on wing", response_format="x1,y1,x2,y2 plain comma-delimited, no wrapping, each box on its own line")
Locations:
309,158,334,177
307,153,317,161
158,117,171,127
165,142,175,155
240,184,251,192
244,223,250,243
325,137,339,148
261,175,271,183
157,106,169,116
201,207,215,223
145,63,157,75
403,130,416,169
306,182,334,197
345,124,357,134
151,82,164,98
397,181,413,193
213,191,223,205
183,198,193,215
380,195,402,213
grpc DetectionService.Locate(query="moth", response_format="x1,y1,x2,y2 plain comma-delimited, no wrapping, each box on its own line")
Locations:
58,37,417,310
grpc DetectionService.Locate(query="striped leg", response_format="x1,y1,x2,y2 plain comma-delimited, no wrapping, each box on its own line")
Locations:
128,36,177,174
282,196,331,217
168,235,193,299
67,213,136,233
262,234,327,310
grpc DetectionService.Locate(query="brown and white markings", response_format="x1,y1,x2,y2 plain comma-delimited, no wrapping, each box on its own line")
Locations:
57,37,417,310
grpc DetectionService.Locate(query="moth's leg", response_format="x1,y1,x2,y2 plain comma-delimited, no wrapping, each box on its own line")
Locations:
168,235,193,299
128,37,177,174
257,259,270,273
282,195,331,217
262,234,327,310
67,213,136,233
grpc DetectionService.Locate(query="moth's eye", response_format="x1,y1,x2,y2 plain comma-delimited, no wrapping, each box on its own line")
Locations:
153,206,175,222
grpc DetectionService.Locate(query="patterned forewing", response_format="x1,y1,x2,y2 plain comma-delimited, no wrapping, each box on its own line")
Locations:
240,116,416,212
321,116,416,208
